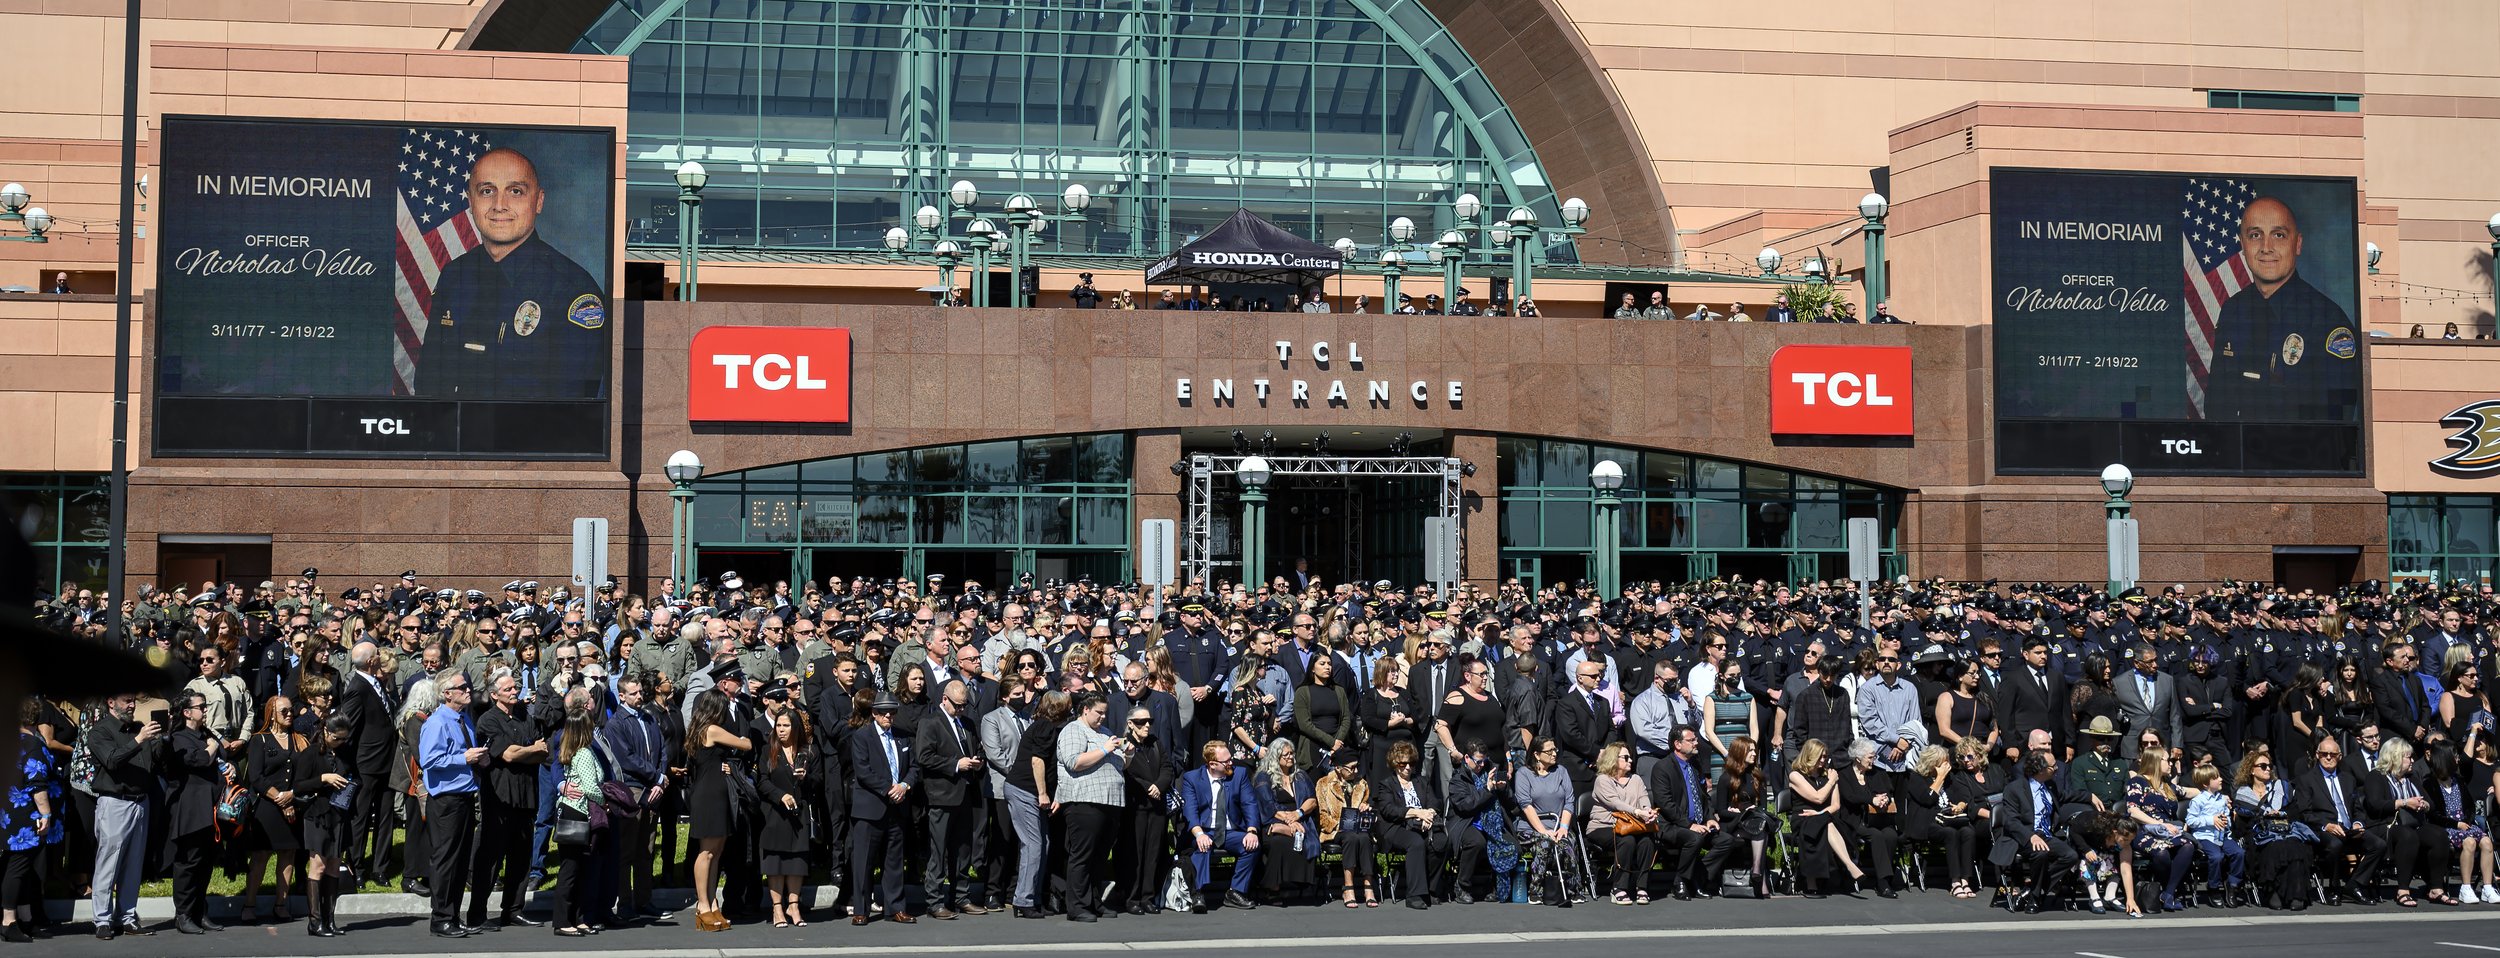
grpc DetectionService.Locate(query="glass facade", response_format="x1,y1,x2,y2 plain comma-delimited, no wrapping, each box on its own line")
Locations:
690,433,1133,586
2389,495,2497,587
4,473,111,593
571,0,1573,263
1495,438,1902,589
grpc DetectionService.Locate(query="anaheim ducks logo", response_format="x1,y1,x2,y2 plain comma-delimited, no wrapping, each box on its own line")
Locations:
2431,399,2500,474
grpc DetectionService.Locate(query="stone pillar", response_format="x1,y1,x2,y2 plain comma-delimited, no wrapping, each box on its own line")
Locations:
1131,429,1183,579
1451,431,1500,587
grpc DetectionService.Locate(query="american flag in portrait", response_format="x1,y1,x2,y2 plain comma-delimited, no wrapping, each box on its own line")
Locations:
392,127,492,395
2181,177,2255,419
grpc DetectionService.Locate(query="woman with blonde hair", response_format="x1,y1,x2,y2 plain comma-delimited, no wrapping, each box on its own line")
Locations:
1905,743,1980,897
1783,738,1862,898
2367,737,2452,907
1584,742,1657,904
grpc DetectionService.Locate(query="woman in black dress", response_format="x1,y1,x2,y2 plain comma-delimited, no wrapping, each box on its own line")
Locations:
1436,654,1505,768
686,689,752,932
1289,657,1350,773
2069,653,2120,745
757,709,815,928
1836,739,1902,897
294,713,356,938
1932,661,1995,758
240,695,301,924
1360,659,1416,780
2278,664,2329,765
2326,656,2375,759
893,664,932,748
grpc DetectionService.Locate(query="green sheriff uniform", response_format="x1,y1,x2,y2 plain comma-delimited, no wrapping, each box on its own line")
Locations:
416,232,607,400
2206,273,2360,422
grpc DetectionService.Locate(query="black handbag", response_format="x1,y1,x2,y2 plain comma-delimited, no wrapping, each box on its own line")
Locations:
552,807,592,848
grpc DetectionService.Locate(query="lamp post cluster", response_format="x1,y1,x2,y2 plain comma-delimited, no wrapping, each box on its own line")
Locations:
1330,194,1588,311
0,183,53,244
894,180,1093,308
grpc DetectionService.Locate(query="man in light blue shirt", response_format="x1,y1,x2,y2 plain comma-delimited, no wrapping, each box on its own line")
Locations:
1855,648,1921,773
417,676,487,937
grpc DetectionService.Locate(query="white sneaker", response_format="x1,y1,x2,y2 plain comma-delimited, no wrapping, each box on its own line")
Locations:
2460,885,2482,904
2480,884,2499,903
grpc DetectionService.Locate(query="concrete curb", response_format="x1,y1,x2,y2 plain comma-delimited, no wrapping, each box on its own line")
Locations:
44,886,844,922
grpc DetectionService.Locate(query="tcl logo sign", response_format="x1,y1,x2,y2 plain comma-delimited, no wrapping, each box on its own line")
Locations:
689,326,852,423
1769,344,1913,436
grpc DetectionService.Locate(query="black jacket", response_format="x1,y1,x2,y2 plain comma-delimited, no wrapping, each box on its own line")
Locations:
161,727,223,839
914,707,983,808
1999,665,2071,755
1648,753,1713,829
2292,765,2366,830
338,672,398,778
1546,687,1611,790
845,722,920,821
1374,773,1444,829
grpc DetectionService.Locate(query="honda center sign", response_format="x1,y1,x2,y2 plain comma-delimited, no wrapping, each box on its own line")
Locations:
689,326,853,423
1768,344,1914,436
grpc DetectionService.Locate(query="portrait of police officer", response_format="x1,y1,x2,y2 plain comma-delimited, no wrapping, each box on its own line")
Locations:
2204,196,2360,422
415,146,606,400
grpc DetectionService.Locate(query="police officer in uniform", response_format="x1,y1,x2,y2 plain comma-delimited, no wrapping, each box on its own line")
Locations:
2206,197,2360,422
416,147,606,400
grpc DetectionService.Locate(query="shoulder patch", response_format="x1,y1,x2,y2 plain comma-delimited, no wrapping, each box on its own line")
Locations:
2325,326,2356,360
568,293,606,330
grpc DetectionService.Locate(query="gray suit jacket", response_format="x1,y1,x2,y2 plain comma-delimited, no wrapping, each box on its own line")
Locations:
2112,670,2181,758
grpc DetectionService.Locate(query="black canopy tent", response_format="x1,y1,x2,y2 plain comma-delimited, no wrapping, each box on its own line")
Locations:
1143,208,1343,286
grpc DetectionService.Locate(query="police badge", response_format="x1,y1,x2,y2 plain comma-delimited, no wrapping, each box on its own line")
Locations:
513,300,542,337
2279,332,2303,367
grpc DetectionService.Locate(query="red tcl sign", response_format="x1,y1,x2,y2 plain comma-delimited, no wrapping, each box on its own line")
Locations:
1769,344,1913,436
689,326,852,423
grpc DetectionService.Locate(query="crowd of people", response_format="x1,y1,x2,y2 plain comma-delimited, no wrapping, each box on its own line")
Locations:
11,569,2499,942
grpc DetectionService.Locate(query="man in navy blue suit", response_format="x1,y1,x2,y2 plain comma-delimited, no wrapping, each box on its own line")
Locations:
1174,741,1263,911
845,692,921,924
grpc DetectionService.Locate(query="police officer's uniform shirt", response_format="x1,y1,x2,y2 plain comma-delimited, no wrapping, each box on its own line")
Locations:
417,232,606,400
2207,273,2358,421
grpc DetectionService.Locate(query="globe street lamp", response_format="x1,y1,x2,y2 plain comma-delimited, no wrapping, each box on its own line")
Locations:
1757,246,1781,275
674,161,708,301
1379,249,1405,309
0,184,49,244
965,218,998,308
1237,455,1273,589
932,240,961,300
1505,206,1539,303
1859,192,1889,314
1590,459,1625,597
1439,229,1470,309
1334,237,1356,301
2100,463,2136,593
665,449,705,592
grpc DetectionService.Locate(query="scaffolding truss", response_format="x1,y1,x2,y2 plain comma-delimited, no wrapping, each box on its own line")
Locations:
1184,454,1466,591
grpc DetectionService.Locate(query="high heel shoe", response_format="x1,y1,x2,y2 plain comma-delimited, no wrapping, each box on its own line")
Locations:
696,910,732,932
